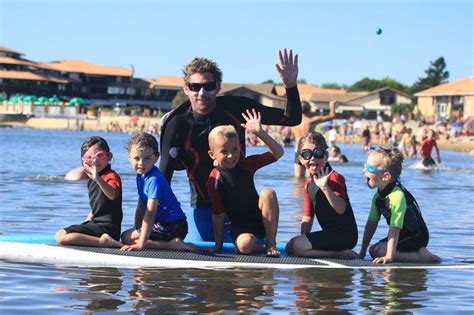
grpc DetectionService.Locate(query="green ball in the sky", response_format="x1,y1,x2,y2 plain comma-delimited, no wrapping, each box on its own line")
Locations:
376,28,382,35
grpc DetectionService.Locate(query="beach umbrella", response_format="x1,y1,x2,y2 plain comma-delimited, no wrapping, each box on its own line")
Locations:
48,96,60,106
36,96,49,105
0,95,7,101
24,95,37,102
69,97,84,106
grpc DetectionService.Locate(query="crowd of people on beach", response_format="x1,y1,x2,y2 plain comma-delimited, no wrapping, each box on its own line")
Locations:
59,49,442,264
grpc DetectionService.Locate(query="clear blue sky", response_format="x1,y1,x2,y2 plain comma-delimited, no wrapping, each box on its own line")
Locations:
1,0,472,86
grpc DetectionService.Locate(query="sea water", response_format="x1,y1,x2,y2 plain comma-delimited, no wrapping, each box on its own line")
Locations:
0,128,473,313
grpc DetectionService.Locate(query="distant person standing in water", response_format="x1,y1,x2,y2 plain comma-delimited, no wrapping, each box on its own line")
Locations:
361,125,371,151
291,100,336,177
159,49,303,242
56,136,123,247
419,129,441,167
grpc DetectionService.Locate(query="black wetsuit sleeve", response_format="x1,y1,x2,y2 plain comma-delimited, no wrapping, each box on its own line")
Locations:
282,87,302,125
159,116,179,183
256,86,302,126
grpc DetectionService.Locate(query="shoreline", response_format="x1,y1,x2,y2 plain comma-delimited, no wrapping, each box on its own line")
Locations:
1,116,473,153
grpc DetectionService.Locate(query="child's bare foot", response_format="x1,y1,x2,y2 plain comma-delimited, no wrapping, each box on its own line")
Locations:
266,246,281,257
171,237,198,252
418,247,442,262
100,234,123,248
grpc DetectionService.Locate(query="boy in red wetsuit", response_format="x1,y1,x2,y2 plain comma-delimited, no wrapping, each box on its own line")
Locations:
206,109,283,257
420,129,441,167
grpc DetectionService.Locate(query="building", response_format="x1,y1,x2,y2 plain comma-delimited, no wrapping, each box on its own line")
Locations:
414,78,474,121
0,47,174,112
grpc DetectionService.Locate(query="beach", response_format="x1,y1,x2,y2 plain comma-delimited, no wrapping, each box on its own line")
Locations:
1,115,473,153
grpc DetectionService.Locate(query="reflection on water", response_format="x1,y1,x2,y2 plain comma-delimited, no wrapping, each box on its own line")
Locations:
0,128,473,313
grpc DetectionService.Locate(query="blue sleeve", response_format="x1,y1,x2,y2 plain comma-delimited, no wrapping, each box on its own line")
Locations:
145,176,162,201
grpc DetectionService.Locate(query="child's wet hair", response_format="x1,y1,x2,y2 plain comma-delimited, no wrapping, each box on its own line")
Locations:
127,132,159,156
81,136,111,157
370,147,404,180
208,125,238,150
297,132,328,153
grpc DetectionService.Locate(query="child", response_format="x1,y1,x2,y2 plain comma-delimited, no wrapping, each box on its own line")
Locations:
420,129,441,167
121,132,196,252
206,109,283,257
56,136,123,247
327,145,348,163
286,132,358,258
359,148,441,263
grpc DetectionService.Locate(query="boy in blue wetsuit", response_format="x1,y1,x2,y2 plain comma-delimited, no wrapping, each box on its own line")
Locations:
359,148,441,263
121,133,196,252
206,109,283,257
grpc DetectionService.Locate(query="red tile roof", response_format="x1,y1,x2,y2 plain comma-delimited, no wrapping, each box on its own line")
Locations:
414,78,474,96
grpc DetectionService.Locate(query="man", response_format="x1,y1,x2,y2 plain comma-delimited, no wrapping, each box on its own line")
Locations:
291,100,336,177
159,49,302,241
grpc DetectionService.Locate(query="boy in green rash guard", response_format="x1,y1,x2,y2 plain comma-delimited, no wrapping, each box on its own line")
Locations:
358,148,441,264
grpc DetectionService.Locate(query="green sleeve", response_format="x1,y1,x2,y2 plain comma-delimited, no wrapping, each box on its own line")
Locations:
368,193,381,222
388,188,407,228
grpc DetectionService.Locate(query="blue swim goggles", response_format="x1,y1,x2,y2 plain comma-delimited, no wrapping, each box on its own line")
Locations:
363,164,385,174
300,148,326,160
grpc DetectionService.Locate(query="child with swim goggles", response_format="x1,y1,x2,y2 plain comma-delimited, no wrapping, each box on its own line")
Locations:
359,148,441,263
286,132,358,258
56,136,123,247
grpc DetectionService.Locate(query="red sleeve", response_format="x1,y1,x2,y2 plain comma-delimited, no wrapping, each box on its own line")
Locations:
102,170,122,190
206,168,226,215
303,178,314,217
327,171,348,202
241,151,277,173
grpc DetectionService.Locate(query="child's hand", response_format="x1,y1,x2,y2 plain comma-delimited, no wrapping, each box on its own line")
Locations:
241,109,262,135
312,167,332,189
121,243,144,251
373,255,393,264
83,162,98,181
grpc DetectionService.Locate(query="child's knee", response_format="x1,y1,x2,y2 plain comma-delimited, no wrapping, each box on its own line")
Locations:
236,235,255,254
121,229,135,244
286,236,308,256
369,242,385,258
55,229,66,243
285,238,296,256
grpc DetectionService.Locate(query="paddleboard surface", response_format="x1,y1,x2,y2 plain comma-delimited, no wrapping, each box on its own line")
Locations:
0,235,471,270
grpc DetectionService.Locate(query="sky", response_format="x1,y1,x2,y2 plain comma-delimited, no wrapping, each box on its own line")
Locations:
0,0,472,87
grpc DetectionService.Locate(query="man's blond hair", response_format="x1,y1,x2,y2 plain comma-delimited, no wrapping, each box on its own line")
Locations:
208,125,238,150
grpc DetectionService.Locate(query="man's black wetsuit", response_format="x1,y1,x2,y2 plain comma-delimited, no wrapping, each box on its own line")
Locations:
159,87,301,240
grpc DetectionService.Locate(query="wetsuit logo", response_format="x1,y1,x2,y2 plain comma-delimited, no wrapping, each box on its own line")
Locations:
169,147,178,159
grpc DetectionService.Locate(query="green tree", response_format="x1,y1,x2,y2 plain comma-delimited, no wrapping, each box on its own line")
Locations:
412,57,449,93
171,91,188,109
320,82,348,90
348,76,411,94
297,79,307,84
261,79,275,84
391,103,415,116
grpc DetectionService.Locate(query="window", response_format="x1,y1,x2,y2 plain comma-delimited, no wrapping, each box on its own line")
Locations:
58,84,66,91
436,96,448,117
108,86,125,94
126,87,136,95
